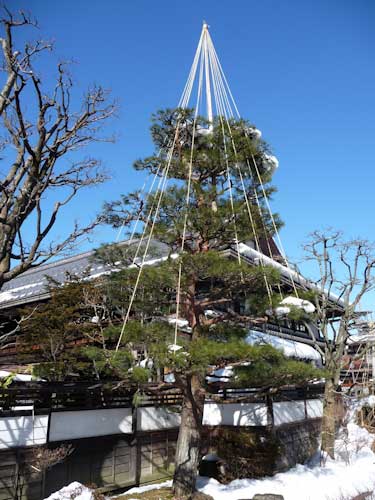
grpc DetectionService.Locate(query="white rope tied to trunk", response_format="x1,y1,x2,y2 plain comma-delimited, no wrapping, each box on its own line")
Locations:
207,31,272,302
115,123,182,351
173,36,205,347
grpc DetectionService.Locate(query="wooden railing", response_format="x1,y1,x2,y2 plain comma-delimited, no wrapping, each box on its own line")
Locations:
207,384,324,403
0,380,324,415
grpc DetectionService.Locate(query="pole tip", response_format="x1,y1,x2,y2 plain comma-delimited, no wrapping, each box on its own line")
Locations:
202,21,209,30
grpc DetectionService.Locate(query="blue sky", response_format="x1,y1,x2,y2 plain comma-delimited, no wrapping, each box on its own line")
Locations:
8,0,375,309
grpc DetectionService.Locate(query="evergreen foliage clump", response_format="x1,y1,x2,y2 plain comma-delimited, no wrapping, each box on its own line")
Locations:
19,276,96,380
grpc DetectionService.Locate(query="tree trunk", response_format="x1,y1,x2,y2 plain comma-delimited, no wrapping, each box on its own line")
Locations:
173,374,205,499
321,377,336,459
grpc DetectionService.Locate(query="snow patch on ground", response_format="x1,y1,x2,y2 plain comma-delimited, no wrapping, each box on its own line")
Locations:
44,482,97,500
110,480,172,498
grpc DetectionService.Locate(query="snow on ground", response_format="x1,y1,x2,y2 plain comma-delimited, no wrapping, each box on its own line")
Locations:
44,481,96,500
197,450,375,499
110,480,172,499
47,480,174,500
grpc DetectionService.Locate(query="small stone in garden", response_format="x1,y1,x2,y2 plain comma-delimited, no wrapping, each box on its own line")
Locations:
252,495,284,500
188,492,215,500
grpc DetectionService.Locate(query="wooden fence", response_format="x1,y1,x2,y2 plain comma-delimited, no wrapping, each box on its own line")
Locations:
0,429,178,500
0,380,323,413
0,382,324,500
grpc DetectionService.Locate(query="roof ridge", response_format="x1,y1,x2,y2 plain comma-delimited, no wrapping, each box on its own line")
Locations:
2,238,137,283
12,248,97,277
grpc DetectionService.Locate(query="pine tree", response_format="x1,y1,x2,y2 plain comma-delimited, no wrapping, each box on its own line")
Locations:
19,276,99,380
97,109,320,498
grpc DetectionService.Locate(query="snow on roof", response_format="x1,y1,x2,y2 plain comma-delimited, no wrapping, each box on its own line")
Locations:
0,370,33,382
0,240,169,310
1,240,341,316
0,282,44,305
347,333,375,345
246,330,322,364
238,243,344,309
206,330,322,385
206,366,235,383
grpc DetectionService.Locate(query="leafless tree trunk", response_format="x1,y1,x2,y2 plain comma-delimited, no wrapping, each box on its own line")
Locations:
0,8,116,290
303,230,375,459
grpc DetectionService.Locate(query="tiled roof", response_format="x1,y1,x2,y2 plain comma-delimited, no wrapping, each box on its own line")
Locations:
0,240,169,310
0,250,107,309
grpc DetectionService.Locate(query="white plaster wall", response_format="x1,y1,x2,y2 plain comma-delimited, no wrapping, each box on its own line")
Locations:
0,398,323,448
273,401,306,426
306,399,323,419
0,415,48,449
203,403,269,426
49,408,132,441
137,407,181,431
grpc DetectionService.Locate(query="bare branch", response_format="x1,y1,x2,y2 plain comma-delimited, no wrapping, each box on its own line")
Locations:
0,9,116,290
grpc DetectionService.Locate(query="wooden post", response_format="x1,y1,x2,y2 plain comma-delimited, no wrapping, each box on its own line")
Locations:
266,394,274,428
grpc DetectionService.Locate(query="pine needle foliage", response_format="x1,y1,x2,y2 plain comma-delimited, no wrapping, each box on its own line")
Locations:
98,109,317,390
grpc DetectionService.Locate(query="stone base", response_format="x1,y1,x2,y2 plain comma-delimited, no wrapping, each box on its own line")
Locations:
201,419,321,481
275,419,321,472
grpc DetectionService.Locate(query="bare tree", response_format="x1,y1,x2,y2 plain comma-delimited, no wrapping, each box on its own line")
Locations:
28,444,74,474
13,444,74,500
302,230,375,458
0,8,116,290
